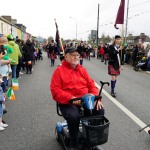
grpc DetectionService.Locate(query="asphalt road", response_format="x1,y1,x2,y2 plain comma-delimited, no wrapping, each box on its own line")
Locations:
0,52,150,150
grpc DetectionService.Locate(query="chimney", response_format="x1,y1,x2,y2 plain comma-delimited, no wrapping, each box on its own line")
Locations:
1,16,12,22
11,19,17,24
140,33,145,36
128,34,133,37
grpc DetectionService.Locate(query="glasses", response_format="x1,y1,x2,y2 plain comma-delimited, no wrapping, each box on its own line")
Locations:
69,53,80,57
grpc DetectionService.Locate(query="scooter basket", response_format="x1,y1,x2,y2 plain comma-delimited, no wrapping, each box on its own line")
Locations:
81,115,110,147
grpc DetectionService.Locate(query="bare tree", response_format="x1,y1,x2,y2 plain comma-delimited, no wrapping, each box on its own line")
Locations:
100,33,111,44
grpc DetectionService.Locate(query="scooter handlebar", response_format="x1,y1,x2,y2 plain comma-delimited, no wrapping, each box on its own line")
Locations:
70,95,102,104
100,81,110,86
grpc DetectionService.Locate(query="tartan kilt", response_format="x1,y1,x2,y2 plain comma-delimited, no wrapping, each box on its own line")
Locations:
80,52,86,58
108,65,120,75
50,53,57,59
104,54,109,60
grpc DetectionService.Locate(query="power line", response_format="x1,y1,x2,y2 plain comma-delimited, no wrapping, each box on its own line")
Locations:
130,0,150,9
128,9,150,20
78,22,113,35
78,1,150,35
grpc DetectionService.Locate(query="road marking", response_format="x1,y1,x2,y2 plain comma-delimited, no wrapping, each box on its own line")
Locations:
95,82,150,134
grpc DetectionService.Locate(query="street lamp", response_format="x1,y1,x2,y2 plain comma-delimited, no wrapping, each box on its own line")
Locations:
70,16,77,40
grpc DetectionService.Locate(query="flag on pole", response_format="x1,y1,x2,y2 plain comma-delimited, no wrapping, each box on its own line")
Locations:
12,78,19,90
6,87,16,100
54,19,64,53
114,0,125,29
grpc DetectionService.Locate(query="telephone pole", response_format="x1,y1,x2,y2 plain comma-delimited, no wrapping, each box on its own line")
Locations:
125,0,129,44
97,4,100,48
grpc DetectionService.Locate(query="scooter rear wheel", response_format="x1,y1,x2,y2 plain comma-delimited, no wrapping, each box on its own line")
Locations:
55,128,60,142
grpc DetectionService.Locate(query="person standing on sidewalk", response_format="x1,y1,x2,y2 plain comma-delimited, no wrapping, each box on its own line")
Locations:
146,49,150,73
132,44,138,67
104,43,109,65
108,35,124,97
0,51,10,131
0,75,8,131
7,34,22,79
99,44,105,62
22,39,35,74
77,41,86,65
15,39,24,78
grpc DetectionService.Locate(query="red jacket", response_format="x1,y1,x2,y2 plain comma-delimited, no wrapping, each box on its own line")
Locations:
50,61,98,104
99,47,104,55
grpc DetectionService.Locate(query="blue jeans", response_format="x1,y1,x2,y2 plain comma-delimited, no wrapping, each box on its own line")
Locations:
147,58,150,71
11,65,17,79
1,76,7,93
0,103,3,117
80,59,83,65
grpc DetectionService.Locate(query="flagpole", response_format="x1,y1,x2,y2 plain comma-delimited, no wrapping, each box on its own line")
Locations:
121,24,124,45
97,3,100,48
121,24,124,63
125,0,129,44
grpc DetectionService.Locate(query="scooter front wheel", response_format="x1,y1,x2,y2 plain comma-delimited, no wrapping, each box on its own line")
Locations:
92,145,103,150
55,128,60,142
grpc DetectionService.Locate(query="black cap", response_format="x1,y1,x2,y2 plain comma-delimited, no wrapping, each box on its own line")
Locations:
65,47,78,55
115,35,121,39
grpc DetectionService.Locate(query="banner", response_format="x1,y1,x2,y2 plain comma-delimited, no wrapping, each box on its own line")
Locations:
114,0,125,29
55,19,64,53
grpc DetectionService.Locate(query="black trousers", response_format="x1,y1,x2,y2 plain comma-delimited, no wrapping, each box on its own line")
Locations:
25,62,32,73
59,104,105,147
16,58,23,78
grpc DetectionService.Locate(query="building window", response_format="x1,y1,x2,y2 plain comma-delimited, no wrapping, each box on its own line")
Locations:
1,23,3,33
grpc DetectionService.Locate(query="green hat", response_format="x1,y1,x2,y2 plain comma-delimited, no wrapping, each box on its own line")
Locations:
7,34,14,40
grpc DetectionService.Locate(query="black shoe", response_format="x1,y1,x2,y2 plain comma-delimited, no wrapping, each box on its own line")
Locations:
111,92,116,97
3,109,7,114
2,120,6,124
26,72,28,74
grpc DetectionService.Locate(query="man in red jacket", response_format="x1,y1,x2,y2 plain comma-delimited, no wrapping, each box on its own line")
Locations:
50,47,104,149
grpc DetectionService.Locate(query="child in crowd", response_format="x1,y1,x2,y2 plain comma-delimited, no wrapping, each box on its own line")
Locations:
0,75,8,131
0,36,14,71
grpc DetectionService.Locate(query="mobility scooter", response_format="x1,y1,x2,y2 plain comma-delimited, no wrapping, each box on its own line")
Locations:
55,81,110,150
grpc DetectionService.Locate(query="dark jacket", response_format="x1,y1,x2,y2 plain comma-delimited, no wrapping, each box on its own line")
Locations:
132,46,138,61
77,45,86,54
22,40,35,61
104,46,109,54
77,45,86,58
108,45,124,70
48,44,57,54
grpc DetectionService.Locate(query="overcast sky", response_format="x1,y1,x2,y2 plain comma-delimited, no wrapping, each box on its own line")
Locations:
0,0,150,40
